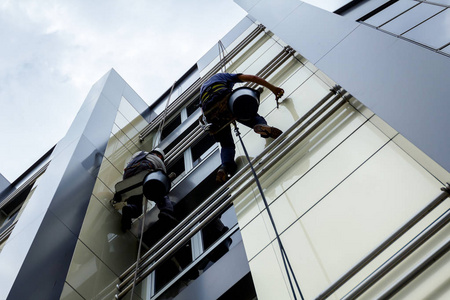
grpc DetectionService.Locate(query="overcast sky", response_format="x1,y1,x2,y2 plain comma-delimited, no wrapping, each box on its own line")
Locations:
0,0,247,182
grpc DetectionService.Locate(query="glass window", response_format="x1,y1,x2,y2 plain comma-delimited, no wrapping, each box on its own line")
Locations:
217,273,257,300
167,156,185,185
114,112,130,132
0,208,20,233
380,3,445,35
118,97,140,123
161,114,182,140
162,122,198,155
153,240,194,295
191,134,216,168
403,8,450,48
426,0,450,6
186,97,200,117
301,0,353,13
441,43,450,54
364,0,419,27
153,230,243,300
201,206,238,266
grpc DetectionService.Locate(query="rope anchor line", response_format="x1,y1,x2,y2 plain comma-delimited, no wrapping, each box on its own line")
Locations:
232,121,304,300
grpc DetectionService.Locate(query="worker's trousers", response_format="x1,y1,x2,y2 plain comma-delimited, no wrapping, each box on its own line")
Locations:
213,113,267,172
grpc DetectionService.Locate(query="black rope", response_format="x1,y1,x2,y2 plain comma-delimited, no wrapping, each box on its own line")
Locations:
233,122,304,300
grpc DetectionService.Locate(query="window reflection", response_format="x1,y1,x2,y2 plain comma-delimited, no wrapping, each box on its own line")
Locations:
161,114,182,140
441,44,450,54
403,8,450,49
154,230,242,300
186,98,200,116
167,156,185,185
380,3,444,35
118,97,140,123
364,1,419,27
191,134,216,168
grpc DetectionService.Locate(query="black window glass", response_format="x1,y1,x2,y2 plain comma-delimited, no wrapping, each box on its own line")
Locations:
191,134,216,168
167,156,185,181
163,122,198,155
186,98,200,116
161,114,182,140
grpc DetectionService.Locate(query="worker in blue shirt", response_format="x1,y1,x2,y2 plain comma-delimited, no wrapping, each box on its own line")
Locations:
200,73,284,183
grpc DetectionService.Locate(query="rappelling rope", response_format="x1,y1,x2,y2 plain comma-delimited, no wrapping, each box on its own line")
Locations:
232,122,304,300
218,40,227,73
129,196,148,299
129,81,176,300
156,81,177,143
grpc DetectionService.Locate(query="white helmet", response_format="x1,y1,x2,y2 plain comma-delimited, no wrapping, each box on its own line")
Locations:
151,148,165,161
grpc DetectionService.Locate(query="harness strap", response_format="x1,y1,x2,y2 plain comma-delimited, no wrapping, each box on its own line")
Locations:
201,83,228,102
123,160,155,180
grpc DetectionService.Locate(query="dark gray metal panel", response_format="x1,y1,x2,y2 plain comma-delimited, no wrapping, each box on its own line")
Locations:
0,173,9,193
0,173,13,203
49,71,121,161
246,0,303,33
47,136,102,234
76,69,112,113
237,0,450,172
234,0,261,12
272,2,358,64
174,241,250,300
7,211,78,300
341,0,392,20
316,25,450,172
81,94,120,154
1,69,130,300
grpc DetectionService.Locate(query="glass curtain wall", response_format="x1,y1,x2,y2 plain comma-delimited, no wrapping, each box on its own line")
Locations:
61,96,152,300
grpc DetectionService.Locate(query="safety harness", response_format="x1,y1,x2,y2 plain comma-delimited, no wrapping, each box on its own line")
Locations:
199,83,236,134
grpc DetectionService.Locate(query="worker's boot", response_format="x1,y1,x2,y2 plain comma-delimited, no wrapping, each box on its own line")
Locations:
253,124,282,139
216,162,237,184
216,166,229,183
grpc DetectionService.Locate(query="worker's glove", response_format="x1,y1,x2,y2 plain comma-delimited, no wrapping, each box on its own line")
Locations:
168,172,177,181
113,202,127,210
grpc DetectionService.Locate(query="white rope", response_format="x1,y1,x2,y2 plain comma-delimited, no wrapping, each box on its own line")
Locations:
156,81,177,144
218,40,231,73
129,196,148,299
129,81,176,299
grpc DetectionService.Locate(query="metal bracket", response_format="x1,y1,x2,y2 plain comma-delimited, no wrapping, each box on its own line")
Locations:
441,182,450,195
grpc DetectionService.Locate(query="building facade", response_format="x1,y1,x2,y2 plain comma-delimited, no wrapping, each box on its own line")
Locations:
1,1,449,299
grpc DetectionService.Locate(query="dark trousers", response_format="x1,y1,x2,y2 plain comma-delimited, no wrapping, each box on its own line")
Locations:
121,194,175,231
213,114,267,171
125,194,174,217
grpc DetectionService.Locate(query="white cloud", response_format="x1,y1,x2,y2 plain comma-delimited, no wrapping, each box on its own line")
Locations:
0,0,246,182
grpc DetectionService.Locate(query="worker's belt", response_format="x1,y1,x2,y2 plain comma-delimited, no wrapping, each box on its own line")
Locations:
199,92,235,135
201,83,229,103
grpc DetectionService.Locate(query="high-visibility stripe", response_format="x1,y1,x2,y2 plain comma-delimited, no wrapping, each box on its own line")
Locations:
201,83,228,102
